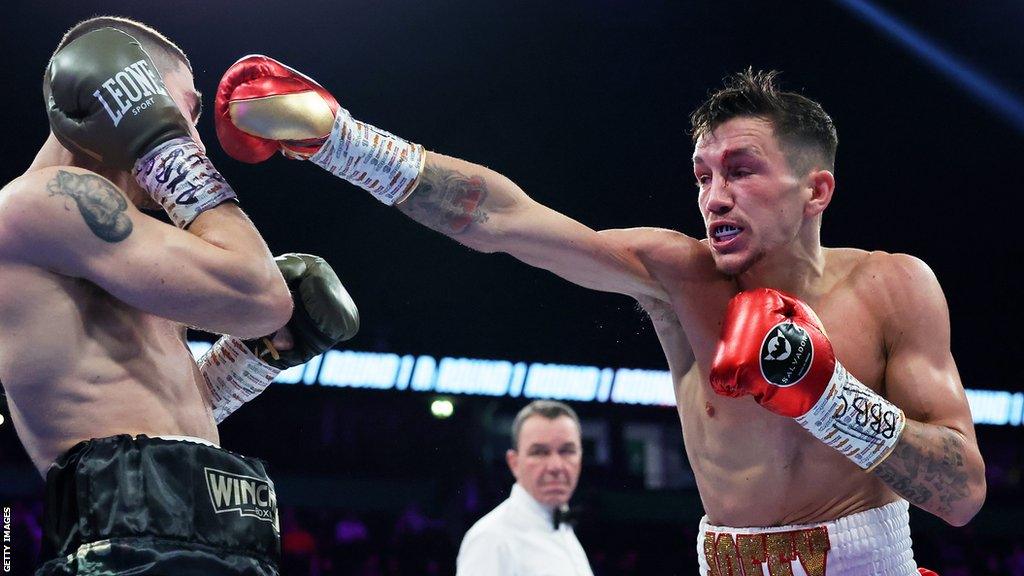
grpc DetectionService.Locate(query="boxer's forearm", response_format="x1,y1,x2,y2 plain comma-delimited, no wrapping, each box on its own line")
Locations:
872,420,985,526
198,335,280,423
189,203,277,267
397,152,521,243
180,204,292,336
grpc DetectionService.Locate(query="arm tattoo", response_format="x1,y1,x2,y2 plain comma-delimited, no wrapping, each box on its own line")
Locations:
873,423,970,516
397,165,489,235
47,170,133,242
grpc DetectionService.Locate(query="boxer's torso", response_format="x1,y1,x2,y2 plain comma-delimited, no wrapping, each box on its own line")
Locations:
0,172,218,475
641,235,901,527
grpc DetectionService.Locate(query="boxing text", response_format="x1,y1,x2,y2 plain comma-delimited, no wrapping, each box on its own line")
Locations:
2,506,10,573
93,59,167,127
205,468,278,530
703,526,830,576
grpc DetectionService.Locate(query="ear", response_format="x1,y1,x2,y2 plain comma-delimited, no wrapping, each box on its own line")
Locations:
804,169,835,218
506,449,519,479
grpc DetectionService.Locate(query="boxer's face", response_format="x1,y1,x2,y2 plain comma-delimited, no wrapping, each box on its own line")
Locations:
123,61,205,210
163,63,205,151
693,116,812,276
507,415,582,508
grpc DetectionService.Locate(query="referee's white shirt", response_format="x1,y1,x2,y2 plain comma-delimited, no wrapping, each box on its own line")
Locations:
456,483,594,576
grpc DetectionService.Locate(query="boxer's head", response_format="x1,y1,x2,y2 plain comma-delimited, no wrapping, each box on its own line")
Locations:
690,69,837,276
506,400,583,508
43,16,204,210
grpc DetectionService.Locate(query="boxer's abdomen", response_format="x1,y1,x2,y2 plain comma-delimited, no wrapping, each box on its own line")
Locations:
677,328,896,527
0,266,218,474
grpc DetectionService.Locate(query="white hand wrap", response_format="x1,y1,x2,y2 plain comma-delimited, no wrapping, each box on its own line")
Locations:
133,137,238,228
199,336,280,423
308,108,425,205
794,361,906,470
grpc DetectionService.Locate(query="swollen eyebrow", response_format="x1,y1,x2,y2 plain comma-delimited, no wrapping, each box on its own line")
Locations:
723,148,762,162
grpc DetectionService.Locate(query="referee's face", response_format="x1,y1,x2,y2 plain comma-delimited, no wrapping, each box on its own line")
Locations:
507,415,582,508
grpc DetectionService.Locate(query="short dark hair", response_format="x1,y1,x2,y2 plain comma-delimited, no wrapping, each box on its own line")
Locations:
690,68,838,173
43,16,191,95
510,400,581,450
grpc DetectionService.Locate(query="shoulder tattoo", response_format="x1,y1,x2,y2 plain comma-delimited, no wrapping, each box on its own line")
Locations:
47,170,133,243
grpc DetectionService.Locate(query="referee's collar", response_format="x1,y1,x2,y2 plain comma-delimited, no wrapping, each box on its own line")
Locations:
510,482,557,524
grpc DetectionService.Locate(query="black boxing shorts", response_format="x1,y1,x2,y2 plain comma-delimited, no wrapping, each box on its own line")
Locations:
35,434,280,576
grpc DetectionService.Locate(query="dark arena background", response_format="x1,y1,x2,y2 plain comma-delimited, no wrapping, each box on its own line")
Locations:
2,1,1023,574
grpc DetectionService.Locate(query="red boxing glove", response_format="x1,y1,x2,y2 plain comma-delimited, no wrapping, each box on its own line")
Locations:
710,288,906,470
709,288,834,418
215,54,424,205
215,55,339,163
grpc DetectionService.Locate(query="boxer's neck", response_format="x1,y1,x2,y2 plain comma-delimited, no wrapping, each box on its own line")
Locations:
736,225,826,297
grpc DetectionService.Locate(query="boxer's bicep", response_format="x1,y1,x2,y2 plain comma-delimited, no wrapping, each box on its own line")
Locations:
874,255,985,523
496,203,667,298
5,168,287,338
1,168,138,275
882,255,973,436
884,329,973,437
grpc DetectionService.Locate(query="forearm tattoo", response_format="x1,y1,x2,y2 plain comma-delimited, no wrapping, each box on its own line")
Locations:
47,170,133,242
873,423,970,516
397,164,489,235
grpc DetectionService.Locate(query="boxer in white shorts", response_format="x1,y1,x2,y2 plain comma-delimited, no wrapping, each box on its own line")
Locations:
698,500,926,575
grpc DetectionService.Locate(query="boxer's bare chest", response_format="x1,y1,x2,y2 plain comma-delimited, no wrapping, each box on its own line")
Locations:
662,249,887,390
648,248,895,525
0,263,189,403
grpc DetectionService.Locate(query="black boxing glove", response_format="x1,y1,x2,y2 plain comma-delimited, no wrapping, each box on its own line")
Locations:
199,253,359,422
45,27,189,169
46,27,237,228
246,253,360,370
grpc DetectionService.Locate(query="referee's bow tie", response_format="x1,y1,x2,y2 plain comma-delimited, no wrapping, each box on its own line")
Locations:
553,505,579,529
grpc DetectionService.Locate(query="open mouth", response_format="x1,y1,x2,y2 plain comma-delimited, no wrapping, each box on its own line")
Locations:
716,223,741,238
711,224,743,242
708,224,745,253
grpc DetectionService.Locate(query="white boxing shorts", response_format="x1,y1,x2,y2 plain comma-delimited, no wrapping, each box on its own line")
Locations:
697,499,921,576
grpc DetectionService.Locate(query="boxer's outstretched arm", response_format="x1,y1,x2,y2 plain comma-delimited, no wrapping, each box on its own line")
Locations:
0,167,291,339
215,55,690,301
397,152,672,300
871,255,985,526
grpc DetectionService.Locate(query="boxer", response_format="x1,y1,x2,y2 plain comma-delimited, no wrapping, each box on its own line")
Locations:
216,57,984,574
0,19,357,575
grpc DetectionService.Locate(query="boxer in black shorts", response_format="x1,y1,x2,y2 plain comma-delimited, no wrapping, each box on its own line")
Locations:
38,436,279,575
0,16,358,574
